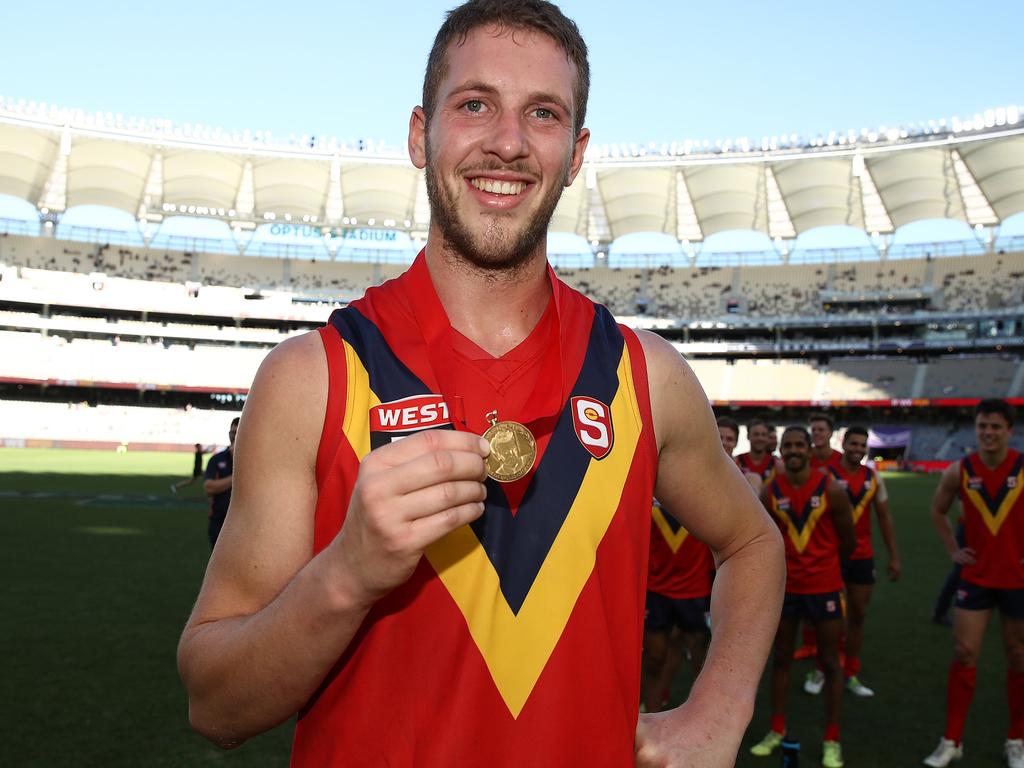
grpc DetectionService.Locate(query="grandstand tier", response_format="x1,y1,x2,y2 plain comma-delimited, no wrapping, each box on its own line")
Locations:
2,99,1023,252
5,232,1023,320
1,255,1021,462
1,249,1021,407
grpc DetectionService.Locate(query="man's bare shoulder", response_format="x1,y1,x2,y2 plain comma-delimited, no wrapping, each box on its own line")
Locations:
635,328,683,363
241,331,328,457
634,329,702,395
939,460,962,488
634,330,709,448
258,330,327,383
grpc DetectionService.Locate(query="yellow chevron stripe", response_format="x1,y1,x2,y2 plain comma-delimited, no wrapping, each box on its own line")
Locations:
851,475,876,525
772,494,829,554
963,468,1024,537
425,346,643,718
342,340,379,461
652,505,689,553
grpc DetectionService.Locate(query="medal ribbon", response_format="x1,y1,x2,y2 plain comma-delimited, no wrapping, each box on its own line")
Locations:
403,251,567,441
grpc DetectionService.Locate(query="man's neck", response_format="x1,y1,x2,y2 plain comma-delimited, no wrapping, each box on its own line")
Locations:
749,448,766,460
977,446,1009,470
424,241,552,358
840,455,861,473
812,444,833,460
785,466,812,487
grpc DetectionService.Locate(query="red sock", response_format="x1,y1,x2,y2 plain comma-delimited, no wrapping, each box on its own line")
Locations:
1008,670,1024,739
771,713,786,735
824,722,840,742
844,655,861,677
944,660,977,744
802,625,817,648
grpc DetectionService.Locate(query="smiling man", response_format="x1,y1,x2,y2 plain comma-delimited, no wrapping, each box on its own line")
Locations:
177,2,783,765
736,417,780,483
832,426,900,697
924,400,1024,768
752,426,854,768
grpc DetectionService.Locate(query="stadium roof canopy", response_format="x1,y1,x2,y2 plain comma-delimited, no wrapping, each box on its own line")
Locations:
1,99,1022,248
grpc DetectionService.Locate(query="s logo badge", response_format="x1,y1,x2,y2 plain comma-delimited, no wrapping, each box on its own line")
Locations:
571,396,613,459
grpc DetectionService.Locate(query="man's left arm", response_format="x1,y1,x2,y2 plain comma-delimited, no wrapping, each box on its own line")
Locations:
634,332,785,768
872,475,901,581
827,480,855,561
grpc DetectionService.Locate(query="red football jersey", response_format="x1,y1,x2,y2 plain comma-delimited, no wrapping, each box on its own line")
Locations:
810,448,843,471
647,502,714,599
768,472,843,593
291,254,659,767
735,451,777,482
828,463,879,560
960,450,1024,589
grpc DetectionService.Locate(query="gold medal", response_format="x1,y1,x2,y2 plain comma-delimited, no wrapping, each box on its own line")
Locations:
482,410,537,483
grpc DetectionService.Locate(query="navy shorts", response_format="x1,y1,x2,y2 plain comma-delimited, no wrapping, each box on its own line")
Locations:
781,591,843,622
955,580,1024,619
645,591,711,633
841,557,876,585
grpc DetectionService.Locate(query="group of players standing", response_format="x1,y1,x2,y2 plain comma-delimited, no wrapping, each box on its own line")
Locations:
644,400,1024,767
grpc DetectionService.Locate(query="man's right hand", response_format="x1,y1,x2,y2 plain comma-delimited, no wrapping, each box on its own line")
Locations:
330,429,490,605
951,546,977,566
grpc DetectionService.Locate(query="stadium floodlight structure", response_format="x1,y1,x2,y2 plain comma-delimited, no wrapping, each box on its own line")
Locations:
0,96,1022,258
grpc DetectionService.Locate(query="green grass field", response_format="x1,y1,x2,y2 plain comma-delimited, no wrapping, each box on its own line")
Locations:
0,448,293,767
0,448,1013,766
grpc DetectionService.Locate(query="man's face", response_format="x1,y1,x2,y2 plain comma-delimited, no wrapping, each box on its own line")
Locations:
780,430,810,473
228,424,238,445
409,25,589,271
766,428,778,453
810,420,832,450
748,424,769,452
718,426,738,456
975,411,1011,454
843,433,867,466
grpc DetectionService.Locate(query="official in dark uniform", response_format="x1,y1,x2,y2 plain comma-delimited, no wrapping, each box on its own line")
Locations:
203,418,238,548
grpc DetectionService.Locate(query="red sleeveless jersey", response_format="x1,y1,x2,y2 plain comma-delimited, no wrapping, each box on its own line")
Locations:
828,463,878,560
647,502,714,599
768,471,843,593
291,254,658,766
736,452,776,482
959,449,1024,589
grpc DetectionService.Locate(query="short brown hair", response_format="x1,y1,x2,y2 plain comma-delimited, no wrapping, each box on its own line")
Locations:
977,398,1015,427
716,415,739,439
843,425,869,443
782,425,811,446
809,412,834,432
422,0,590,134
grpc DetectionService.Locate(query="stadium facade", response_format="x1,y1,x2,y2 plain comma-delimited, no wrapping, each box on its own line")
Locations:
1,98,1023,465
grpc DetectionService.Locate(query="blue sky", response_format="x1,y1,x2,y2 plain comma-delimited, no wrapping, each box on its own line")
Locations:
1,1,1022,255
2,0,1021,148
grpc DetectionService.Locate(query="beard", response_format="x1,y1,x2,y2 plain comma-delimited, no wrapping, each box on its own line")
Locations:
424,137,571,274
